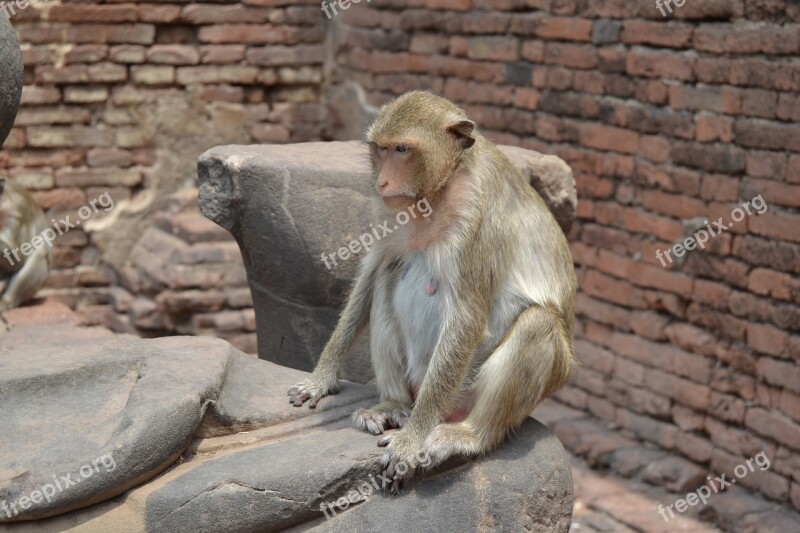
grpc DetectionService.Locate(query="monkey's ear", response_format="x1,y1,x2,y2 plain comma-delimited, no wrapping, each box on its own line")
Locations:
446,119,476,149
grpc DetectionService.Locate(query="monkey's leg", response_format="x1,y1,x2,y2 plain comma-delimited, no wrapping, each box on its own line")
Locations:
353,274,412,435
423,304,574,466
0,247,49,312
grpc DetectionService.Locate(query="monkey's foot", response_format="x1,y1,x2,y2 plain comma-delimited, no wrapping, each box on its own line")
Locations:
423,422,482,466
287,375,338,408
375,429,429,494
352,401,411,435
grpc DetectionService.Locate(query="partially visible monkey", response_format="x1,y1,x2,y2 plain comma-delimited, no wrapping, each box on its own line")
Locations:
0,177,51,312
288,91,577,489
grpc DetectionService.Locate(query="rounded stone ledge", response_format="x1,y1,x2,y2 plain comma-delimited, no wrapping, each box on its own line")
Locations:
0,16,23,149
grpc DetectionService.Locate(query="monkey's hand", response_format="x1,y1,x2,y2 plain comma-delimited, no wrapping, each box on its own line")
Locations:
287,372,339,408
376,428,430,493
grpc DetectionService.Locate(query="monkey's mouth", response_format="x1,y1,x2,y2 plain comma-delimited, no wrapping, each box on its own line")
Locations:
381,195,414,207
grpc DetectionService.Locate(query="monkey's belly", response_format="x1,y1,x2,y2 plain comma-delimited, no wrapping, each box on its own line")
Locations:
392,256,443,388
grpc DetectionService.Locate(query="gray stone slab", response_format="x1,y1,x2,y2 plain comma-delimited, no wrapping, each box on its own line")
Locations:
0,16,22,148
0,335,374,522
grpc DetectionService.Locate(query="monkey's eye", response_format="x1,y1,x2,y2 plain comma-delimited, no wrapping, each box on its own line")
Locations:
377,146,388,156
395,145,411,154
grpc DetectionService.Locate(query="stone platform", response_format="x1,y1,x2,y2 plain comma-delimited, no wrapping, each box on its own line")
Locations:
0,300,574,532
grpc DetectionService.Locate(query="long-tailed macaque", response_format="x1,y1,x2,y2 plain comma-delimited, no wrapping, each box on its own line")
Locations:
0,177,51,312
288,91,577,489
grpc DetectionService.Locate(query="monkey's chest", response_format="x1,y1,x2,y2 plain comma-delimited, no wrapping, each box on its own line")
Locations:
392,257,443,385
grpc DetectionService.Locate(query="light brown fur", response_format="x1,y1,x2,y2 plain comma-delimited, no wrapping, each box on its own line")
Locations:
0,177,51,312
288,91,577,492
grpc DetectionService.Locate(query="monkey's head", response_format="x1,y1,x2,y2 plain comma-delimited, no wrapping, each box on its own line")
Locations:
366,91,476,210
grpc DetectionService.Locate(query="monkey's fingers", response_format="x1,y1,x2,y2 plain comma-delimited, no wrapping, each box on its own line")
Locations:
308,393,323,409
289,391,310,406
377,434,393,447
377,453,406,494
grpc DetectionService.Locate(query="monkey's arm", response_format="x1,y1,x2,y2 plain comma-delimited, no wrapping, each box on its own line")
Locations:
287,253,380,407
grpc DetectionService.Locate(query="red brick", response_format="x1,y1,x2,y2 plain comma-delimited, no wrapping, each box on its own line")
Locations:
743,178,800,209
466,36,519,61
146,45,200,65
199,24,286,45
696,113,733,142
65,24,155,45
615,408,677,449
790,155,800,184
777,93,800,122
692,279,730,310
583,270,647,309
757,358,800,394
544,43,597,69
749,210,800,244
200,45,246,64
48,4,138,23
741,88,778,119
621,21,693,48
745,407,800,450
31,188,87,209
426,0,473,10
674,432,713,464
535,16,593,41
686,303,747,341
736,118,800,152
746,151,788,181
246,45,324,66
748,268,796,302
671,405,704,432
138,5,180,23
629,311,669,341
579,123,638,154
699,174,739,202
709,391,746,423
181,5,271,24
627,50,694,81
781,390,800,423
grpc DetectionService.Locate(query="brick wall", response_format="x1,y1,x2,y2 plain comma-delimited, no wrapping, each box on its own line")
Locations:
331,0,800,511
3,0,325,312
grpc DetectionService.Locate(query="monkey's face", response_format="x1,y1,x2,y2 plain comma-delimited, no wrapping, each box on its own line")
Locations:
367,91,477,210
370,140,423,210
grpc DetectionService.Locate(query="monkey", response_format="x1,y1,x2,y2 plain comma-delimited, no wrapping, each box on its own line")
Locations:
288,91,577,490
0,177,51,312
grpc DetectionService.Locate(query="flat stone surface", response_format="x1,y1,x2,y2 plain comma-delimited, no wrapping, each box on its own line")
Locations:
1,302,574,531
0,16,22,148
198,141,576,382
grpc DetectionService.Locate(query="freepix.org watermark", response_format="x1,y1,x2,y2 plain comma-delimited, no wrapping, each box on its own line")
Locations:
657,451,772,522
0,0,53,19
1,453,117,518
319,451,431,519
320,197,432,271
655,0,689,17
3,192,115,267
655,194,767,268
320,0,371,20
